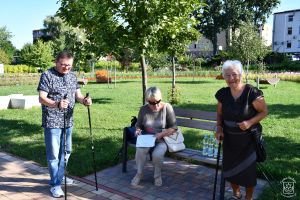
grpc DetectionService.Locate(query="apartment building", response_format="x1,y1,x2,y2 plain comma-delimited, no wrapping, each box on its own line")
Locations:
272,9,300,53
187,31,227,58
32,29,53,43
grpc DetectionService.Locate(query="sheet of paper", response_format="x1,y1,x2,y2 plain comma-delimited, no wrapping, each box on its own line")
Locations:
136,135,156,147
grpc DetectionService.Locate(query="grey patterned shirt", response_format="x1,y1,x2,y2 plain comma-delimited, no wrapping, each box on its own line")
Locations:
37,67,79,128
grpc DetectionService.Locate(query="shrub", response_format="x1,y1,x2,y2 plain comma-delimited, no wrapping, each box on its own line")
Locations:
95,70,111,83
0,49,11,64
4,65,37,73
168,86,181,104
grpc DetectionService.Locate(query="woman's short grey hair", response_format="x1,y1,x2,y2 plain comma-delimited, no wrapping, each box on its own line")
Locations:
145,87,162,100
222,60,243,77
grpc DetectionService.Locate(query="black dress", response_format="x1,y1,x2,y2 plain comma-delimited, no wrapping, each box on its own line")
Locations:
215,84,263,187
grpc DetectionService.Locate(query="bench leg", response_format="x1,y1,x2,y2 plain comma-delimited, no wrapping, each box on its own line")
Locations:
122,128,128,173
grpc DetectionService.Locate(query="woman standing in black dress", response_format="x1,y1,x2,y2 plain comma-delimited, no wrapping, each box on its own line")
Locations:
215,60,268,200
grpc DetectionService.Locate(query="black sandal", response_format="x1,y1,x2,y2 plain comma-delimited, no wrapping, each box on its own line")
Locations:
228,194,242,200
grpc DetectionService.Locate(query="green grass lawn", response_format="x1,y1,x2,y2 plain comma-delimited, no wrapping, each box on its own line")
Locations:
0,77,299,199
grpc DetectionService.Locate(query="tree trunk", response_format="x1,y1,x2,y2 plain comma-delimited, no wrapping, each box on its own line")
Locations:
246,59,249,84
172,56,176,89
140,54,147,104
212,31,218,55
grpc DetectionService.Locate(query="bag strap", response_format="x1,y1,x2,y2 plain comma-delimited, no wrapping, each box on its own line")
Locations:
162,103,167,129
245,85,251,114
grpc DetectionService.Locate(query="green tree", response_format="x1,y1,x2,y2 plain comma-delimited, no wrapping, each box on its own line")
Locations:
0,49,10,64
0,26,16,62
20,40,54,70
195,0,225,55
43,15,89,67
229,21,269,83
58,0,202,103
155,6,200,103
196,0,279,55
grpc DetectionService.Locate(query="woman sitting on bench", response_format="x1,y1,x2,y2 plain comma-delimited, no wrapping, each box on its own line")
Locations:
131,87,177,187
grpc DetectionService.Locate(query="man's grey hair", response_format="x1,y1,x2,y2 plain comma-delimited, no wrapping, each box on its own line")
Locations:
222,60,243,78
145,87,162,101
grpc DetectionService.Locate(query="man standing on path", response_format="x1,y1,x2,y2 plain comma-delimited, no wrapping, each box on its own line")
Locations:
37,51,92,198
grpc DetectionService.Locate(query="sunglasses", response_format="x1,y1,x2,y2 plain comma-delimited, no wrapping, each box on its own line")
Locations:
148,99,161,105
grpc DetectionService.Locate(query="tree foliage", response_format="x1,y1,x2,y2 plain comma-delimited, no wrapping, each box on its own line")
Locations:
43,15,88,66
230,22,268,63
0,26,16,63
58,0,202,103
229,21,269,82
196,0,279,55
0,49,10,64
20,40,54,70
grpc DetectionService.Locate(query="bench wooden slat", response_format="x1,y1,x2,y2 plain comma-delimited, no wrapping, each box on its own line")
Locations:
174,107,217,121
176,118,216,131
173,148,222,166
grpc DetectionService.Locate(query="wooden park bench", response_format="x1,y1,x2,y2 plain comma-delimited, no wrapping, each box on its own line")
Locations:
77,78,88,86
255,77,280,88
121,107,221,173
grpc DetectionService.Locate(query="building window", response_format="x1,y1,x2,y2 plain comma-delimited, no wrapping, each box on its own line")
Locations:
287,41,292,48
299,26,300,34
288,27,292,35
194,44,197,49
288,15,293,22
298,40,300,48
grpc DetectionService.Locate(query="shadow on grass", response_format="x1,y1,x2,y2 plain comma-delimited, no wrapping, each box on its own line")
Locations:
268,104,300,118
90,97,113,104
175,103,300,118
87,80,138,84
157,80,212,84
70,133,123,177
0,119,46,166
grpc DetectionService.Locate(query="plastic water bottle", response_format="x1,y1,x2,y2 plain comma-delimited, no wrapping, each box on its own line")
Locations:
202,135,208,156
213,138,219,158
207,135,214,157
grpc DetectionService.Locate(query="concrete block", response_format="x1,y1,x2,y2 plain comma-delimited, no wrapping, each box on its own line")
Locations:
25,95,40,107
0,96,10,109
10,95,40,109
10,97,28,109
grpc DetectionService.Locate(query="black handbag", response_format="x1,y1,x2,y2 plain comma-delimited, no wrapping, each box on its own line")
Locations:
251,124,267,162
245,87,267,162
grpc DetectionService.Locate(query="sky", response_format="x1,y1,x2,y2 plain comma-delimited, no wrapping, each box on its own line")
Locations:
0,0,300,50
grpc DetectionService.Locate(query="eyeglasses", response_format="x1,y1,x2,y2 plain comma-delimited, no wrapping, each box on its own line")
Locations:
224,73,240,79
59,62,72,67
148,99,161,105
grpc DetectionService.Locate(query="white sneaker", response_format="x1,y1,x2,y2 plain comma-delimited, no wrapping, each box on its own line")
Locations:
61,177,74,185
50,186,65,198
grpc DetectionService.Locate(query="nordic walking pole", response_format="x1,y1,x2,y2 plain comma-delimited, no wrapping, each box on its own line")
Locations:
63,94,68,200
213,139,222,200
86,93,98,191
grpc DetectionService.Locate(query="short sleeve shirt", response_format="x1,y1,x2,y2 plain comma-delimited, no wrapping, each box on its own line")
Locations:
135,103,177,133
215,84,263,122
37,67,79,128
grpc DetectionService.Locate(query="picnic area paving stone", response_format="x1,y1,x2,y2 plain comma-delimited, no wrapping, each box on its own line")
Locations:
0,151,130,200
84,158,268,200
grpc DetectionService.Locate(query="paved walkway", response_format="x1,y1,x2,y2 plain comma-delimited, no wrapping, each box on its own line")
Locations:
0,151,267,200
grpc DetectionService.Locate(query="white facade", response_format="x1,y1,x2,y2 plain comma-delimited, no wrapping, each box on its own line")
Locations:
272,9,300,53
260,24,272,46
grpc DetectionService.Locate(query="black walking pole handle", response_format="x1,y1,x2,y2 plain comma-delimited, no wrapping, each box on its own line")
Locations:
85,93,90,106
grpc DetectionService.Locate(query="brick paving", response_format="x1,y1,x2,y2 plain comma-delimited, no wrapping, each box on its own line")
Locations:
0,151,267,200
85,158,268,200
0,151,130,200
